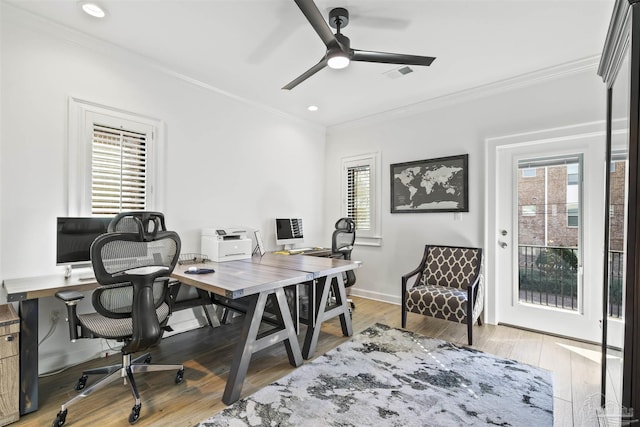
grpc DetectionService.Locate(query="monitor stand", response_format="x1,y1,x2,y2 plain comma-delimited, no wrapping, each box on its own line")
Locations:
78,271,96,281
64,264,95,281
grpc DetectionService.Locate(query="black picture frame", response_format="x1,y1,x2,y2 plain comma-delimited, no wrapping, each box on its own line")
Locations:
390,154,468,213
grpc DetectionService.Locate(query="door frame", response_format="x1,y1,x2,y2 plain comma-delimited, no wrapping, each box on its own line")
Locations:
485,121,608,335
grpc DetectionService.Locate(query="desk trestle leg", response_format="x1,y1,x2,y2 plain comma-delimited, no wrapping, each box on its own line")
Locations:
19,298,39,415
302,274,353,360
222,288,302,405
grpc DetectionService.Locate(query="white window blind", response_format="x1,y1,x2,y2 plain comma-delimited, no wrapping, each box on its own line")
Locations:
68,98,161,217
341,152,380,245
91,124,148,215
347,165,371,231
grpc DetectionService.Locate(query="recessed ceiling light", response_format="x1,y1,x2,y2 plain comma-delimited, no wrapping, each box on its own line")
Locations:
307,105,319,112
81,3,106,18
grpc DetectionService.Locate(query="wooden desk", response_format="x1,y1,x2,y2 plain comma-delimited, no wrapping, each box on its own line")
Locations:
171,261,310,404
243,254,356,358
2,255,360,409
2,274,100,415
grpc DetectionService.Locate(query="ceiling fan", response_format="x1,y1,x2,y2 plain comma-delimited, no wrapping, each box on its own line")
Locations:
283,0,436,90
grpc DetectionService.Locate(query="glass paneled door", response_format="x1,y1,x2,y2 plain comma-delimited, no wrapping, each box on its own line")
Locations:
496,135,604,342
517,156,582,312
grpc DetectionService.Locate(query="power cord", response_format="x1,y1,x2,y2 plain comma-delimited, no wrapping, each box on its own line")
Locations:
38,310,60,346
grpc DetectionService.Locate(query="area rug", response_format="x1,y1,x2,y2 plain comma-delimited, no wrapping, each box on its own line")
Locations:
198,323,553,427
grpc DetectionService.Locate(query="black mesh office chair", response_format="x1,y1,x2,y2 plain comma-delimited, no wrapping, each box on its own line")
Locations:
53,212,184,426
330,218,357,309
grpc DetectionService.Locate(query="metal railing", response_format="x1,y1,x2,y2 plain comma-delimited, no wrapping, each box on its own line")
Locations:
518,245,579,311
517,245,623,318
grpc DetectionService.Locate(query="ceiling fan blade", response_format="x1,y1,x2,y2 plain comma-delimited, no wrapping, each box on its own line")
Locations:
293,0,338,48
282,57,328,90
352,49,436,66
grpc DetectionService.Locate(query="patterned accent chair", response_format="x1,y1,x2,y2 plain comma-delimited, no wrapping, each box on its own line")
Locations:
401,245,484,345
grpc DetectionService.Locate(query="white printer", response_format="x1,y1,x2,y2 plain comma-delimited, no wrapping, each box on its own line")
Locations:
201,228,253,262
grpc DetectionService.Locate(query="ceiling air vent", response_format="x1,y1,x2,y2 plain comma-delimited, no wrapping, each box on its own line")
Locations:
383,66,414,79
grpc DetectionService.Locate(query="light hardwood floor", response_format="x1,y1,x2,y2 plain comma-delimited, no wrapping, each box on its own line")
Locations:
15,296,601,426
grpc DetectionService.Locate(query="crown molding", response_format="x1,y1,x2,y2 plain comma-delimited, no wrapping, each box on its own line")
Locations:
1,2,325,133
598,0,632,85
328,55,601,133
2,2,601,135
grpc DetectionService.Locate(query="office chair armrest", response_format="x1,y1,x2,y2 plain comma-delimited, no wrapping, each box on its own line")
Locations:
55,291,85,341
56,290,85,303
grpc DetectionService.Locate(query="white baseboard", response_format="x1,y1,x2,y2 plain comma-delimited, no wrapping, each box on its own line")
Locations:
39,311,207,375
349,288,400,305
40,342,115,375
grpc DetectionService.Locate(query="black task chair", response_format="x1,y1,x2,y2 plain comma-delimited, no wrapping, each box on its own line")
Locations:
53,212,184,426
330,218,357,309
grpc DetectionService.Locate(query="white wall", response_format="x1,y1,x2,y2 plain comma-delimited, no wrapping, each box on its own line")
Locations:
324,68,607,309
0,5,325,373
0,3,609,374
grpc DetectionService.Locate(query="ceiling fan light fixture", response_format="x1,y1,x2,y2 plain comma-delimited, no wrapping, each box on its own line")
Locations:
327,51,350,69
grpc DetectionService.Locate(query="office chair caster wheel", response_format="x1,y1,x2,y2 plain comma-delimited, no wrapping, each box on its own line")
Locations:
52,409,67,427
175,368,184,384
144,355,152,364
129,403,141,424
75,374,88,391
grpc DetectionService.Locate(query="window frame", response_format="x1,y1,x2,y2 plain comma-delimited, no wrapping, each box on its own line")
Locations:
341,152,381,246
567,203,579,228
68,97,165,216
521,205,537,217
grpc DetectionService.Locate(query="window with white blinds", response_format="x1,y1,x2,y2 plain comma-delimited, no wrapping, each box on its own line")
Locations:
341,152,381,244
347,165,371,231
91,124,148,215
67,98,160,217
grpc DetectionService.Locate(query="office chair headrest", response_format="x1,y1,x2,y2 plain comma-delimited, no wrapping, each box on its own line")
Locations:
335,217,355,232
108,211,167,240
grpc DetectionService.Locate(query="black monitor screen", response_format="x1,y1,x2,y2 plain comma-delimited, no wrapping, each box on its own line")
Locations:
275,218,304,245
56,217,113,265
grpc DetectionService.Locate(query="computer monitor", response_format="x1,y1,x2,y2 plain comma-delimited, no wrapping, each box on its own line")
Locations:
56,217,112,276
275,218,304,249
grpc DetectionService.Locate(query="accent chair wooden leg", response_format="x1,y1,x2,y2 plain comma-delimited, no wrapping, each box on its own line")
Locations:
467,315,473,346
401,295,407,329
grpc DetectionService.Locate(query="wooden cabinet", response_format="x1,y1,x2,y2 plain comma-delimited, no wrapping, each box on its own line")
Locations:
0,305,19,426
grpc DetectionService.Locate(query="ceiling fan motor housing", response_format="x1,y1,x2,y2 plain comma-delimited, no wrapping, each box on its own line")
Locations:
335,33,351,52
329,7,349,29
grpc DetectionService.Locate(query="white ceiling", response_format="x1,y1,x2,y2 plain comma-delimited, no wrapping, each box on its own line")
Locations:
6,0,615,127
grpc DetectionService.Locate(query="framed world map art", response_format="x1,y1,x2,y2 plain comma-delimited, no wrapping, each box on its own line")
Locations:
390,154,468,213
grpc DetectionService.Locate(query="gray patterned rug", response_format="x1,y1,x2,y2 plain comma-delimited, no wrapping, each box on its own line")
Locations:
198,323,553,427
